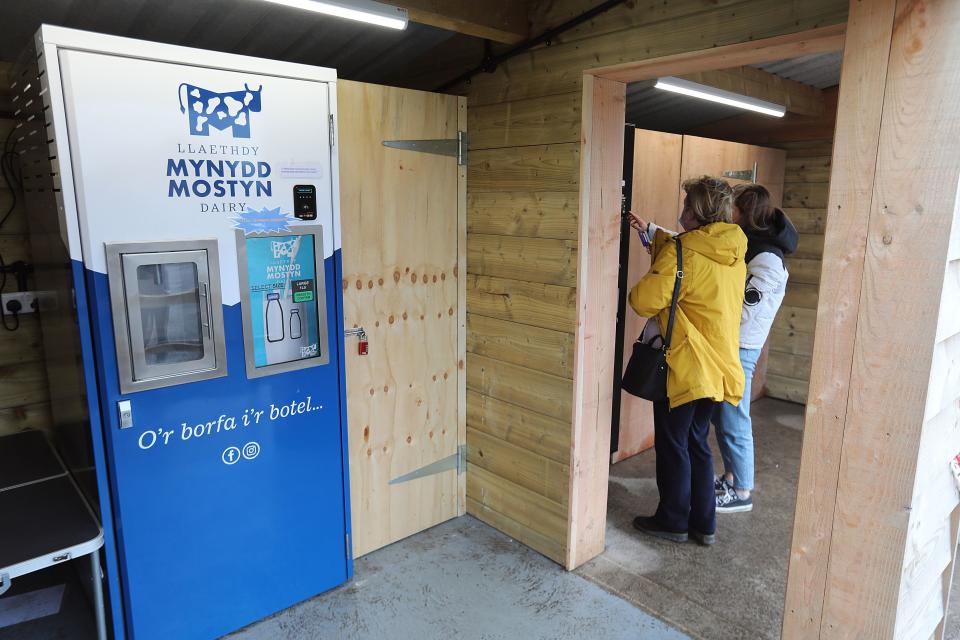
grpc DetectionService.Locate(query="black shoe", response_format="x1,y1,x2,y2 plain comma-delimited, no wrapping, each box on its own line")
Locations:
716,491,753,513
632,516,688,543
690,529,716,546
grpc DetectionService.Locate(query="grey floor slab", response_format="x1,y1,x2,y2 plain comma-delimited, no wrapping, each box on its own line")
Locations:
578,398,960,640
575,398,818,640
229,515,688,640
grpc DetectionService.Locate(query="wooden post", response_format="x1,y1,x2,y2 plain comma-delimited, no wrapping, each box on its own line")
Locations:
567,74,625,569
783,1,897,634
785,0,960,636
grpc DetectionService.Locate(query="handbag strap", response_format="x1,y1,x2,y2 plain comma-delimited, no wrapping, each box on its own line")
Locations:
662,236,683,351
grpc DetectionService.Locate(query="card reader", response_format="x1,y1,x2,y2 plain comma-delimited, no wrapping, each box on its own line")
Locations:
293,185,317,220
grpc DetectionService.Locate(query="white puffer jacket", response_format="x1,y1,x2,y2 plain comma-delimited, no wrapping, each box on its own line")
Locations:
647,207,797,350
740,252,789,349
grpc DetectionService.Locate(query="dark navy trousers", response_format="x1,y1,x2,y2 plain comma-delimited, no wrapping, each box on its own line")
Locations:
652,398,717,535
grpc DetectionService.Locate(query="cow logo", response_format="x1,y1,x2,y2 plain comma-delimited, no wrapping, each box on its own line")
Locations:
271,239,298,259
178,83,263,138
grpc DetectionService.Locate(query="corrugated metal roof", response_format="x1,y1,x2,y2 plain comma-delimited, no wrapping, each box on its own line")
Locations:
754,51,843,89
627,80,745,132
0,0,463,85
627,52,842,132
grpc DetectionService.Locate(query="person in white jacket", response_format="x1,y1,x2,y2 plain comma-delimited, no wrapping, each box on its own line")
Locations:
713,184,798,513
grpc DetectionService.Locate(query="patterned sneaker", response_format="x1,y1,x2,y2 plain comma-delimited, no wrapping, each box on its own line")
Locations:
714,475,734,496
716,490,753,513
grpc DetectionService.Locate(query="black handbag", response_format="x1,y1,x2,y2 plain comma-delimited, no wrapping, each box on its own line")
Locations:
621,236,683,402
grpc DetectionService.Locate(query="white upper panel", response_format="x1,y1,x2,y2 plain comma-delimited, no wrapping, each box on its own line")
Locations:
57,46,337,305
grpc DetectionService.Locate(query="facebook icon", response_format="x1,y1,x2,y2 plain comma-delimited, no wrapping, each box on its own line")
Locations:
222,446,241,465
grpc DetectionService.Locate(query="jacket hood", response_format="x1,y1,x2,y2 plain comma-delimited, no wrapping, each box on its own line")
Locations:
744,208,798,264
680,222,746,267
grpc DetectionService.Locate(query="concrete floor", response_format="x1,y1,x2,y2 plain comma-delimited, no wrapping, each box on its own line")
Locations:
230,516,688,640
4,398,960,638
577,398,960,639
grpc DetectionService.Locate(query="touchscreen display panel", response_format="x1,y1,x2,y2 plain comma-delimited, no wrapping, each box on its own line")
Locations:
243,234,323,368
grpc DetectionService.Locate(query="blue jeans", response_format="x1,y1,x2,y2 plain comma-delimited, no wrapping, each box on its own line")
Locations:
712,348,762,492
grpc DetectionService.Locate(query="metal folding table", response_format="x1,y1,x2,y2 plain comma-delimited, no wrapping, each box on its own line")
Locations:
0,430,107,639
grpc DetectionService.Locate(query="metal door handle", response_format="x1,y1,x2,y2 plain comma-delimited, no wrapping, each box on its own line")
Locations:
118,400,133,429
199,282,212,339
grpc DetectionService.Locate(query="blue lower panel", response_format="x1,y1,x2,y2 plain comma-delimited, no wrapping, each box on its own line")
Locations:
84,255,350,640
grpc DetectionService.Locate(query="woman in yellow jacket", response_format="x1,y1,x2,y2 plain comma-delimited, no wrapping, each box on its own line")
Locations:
628,176,746,546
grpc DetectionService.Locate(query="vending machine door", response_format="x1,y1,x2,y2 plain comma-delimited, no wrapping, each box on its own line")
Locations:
55,45,350,640
106,241,227,393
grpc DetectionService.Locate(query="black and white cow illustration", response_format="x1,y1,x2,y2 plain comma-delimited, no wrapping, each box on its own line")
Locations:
178,83,263,138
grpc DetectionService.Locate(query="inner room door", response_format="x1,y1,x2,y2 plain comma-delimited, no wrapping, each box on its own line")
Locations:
613,130,785,463
338,81,466,556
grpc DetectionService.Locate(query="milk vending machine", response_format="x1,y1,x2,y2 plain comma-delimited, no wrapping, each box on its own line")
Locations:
14,26,352,639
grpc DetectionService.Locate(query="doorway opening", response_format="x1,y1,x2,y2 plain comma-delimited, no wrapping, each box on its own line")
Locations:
574,28,844,639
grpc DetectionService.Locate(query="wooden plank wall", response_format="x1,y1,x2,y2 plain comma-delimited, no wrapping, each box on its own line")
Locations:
462,0,849,568
766,141,832,403
0,62,51,437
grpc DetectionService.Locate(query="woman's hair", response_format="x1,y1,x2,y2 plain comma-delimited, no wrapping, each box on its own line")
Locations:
733,184,775,231
682,176,734,225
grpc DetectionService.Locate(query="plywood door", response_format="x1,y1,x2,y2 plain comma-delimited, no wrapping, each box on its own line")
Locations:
613,129,682,463
679,134,786,206
338,81,465,557
614,132,786,463
679,135,786,402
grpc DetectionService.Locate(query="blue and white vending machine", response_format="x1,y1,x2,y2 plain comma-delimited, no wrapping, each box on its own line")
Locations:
16,26,352,639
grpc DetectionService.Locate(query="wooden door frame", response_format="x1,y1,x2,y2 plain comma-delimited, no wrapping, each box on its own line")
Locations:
570,18,846,621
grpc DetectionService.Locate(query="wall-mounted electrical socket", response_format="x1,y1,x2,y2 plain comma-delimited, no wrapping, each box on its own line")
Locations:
1,291,39,315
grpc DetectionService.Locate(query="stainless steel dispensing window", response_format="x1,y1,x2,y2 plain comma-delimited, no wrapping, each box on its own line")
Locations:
105,240,227,393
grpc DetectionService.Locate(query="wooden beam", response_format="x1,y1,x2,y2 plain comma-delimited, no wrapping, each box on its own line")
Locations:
395,0,529,44
567,74,624,570
781,0,891,635
468,144,580,193
467,314,575,378
590,23,846,83
467,389,571,464
679,65,826,116
457,95,467,517
819,0,960,634
467,191,578,240
465,3,847,106
466,275,577,333
467,466,567,564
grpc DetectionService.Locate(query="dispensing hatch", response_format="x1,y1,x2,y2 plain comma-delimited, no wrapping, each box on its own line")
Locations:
105,240,227,393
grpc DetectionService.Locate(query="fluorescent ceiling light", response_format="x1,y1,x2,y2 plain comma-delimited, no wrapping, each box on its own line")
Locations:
259,0,408,30
654,76,786,117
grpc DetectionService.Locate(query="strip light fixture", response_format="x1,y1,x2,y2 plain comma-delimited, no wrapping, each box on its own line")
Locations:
259,0,408,30
654,76,786,118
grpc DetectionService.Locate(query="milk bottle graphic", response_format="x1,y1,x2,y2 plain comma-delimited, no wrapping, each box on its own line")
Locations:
290,307,302,340
265,292,284,342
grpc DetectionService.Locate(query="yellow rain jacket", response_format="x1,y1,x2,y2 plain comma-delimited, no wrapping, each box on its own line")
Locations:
628,223,747,408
